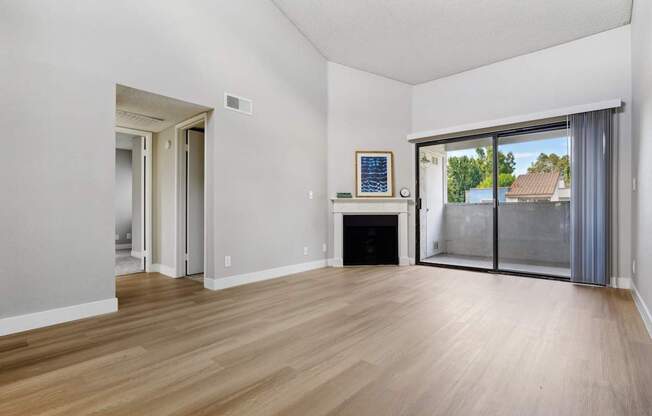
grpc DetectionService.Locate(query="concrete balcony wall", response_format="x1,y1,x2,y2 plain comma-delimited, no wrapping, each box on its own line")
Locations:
443,201,571,265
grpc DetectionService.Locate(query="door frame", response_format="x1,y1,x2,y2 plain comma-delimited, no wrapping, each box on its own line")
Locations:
414,121,570,281
115,126,153,273
174,113,209,278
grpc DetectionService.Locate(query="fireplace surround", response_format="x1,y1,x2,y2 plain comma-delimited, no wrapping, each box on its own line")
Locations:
331,198,411,267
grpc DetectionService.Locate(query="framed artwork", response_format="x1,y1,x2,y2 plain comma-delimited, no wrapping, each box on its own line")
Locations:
355,151,394,197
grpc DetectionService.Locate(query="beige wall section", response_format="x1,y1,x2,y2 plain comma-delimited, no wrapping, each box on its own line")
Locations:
152,126,177,271
631,0,652,316
327,62,414,260
0,0,327,319
411,26,633,280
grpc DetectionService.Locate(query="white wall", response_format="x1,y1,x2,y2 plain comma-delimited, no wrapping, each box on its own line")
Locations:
631,0,652,315
115,149,133,245
412,26,633,280
0,0,327,319
327,62,414,260
419,153,445,258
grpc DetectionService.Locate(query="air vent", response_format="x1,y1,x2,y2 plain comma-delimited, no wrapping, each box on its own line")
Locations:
224,93,253,115
116,109,165,128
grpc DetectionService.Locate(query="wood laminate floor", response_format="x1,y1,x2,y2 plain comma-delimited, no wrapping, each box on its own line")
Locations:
1,266,651,415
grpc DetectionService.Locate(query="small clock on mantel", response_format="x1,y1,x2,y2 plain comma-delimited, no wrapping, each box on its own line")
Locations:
399,187,410,198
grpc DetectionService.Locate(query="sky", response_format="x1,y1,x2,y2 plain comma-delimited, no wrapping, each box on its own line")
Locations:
447,135,570,175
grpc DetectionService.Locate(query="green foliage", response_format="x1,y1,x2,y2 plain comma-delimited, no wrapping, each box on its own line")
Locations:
475,148,516,177
528,153,571,185
446,156,483,203
477,173,516,189
447,148,516,202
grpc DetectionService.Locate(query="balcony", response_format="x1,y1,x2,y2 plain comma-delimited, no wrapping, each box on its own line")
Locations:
420,201,571,278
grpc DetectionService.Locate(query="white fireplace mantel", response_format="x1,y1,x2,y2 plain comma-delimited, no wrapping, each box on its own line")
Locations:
331,198,413,267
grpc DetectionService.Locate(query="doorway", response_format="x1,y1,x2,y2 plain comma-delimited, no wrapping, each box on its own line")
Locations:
415,122,571,280
184,127,205,278
114,127,152,276
175,115,207,281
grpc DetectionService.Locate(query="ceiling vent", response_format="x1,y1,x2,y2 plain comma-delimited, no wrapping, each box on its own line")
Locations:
116,109,165,128
224,93,253,115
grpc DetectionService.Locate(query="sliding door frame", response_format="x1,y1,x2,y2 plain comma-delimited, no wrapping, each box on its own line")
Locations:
415,121,570,282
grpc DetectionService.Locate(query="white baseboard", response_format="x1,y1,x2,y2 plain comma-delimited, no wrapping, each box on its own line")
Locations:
131,250,145,258
0,298,118,337
408,257,415,265
610,276,632,289
151,263,180,278
631,282,652,339
204,259,327,291
328,258,343,267
116,243,132,250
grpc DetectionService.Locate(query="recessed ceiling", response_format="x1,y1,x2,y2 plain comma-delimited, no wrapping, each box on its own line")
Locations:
271,0,632,84
116,85,211,132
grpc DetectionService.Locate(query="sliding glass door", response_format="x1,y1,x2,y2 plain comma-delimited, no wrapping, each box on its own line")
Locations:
418,136,494,270
416,122,571,279
496,127,571,278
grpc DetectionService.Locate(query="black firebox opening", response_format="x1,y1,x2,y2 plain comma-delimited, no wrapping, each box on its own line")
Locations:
343,215,398,266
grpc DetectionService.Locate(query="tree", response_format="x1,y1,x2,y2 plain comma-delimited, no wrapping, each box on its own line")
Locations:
528,153,571,185
446,156,483,203
475,148,516,177
447,148,517,202
477,172,516,189
474,148,516,189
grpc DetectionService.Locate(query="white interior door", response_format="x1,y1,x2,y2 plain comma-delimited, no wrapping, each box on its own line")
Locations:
186,129,204,275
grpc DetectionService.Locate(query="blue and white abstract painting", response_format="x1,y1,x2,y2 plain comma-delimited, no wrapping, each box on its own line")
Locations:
360,157,388,192
357,152,393,196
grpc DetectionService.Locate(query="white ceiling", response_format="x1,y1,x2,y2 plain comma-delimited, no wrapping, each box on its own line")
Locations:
116,85,211,132
271,0,632,84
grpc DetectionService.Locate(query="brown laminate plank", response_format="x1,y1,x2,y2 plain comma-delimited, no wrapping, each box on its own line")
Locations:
0,268,650,416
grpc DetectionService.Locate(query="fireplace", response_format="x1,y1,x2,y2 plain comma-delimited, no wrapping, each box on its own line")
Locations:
343,215,398,265
331,197,410,267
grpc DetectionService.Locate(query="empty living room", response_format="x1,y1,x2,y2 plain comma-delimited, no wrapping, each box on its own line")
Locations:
1,1,652,415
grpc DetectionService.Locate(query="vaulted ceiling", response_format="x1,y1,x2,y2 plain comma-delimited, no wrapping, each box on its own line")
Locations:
271,0,632,84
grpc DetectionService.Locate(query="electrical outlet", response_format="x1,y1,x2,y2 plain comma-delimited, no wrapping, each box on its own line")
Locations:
308,190,313,200
225,255,231,268
322,243,327,253
303,246,309,256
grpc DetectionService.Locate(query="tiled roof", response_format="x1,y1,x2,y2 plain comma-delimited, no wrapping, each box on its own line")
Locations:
506,171,560,197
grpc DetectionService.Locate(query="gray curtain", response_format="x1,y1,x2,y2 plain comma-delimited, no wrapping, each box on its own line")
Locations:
570,109,612,285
